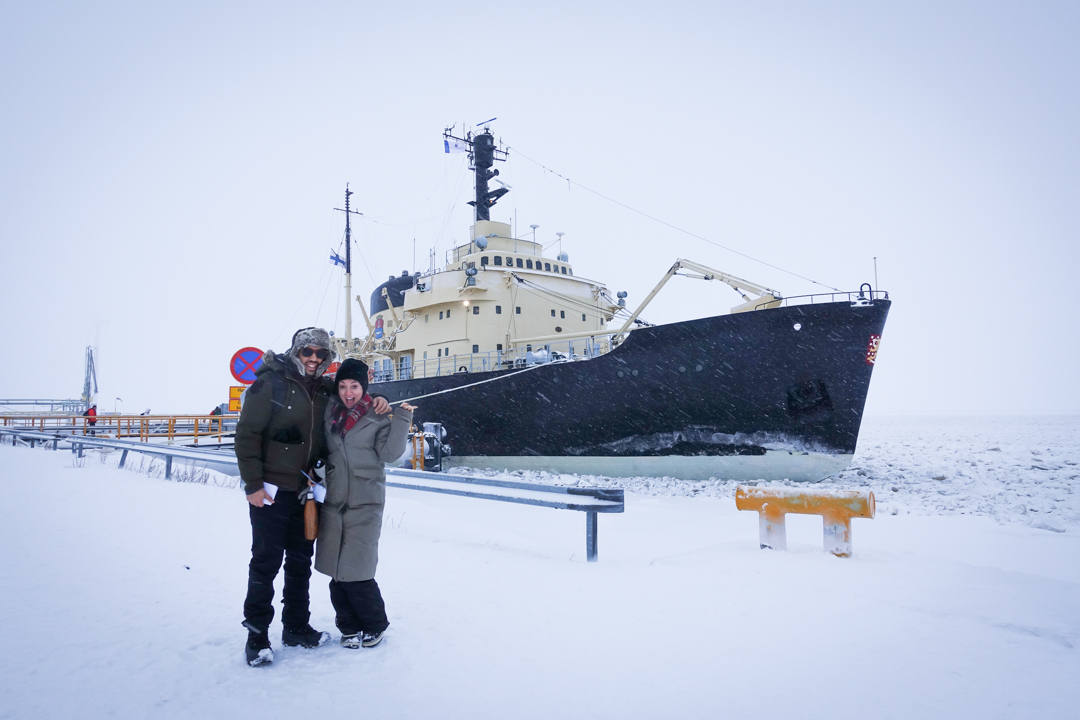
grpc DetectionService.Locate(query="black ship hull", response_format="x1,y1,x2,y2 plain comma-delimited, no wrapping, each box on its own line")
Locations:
370,298,890,480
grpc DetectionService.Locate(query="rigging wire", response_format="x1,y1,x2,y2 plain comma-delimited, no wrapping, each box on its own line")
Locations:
509,146,842,293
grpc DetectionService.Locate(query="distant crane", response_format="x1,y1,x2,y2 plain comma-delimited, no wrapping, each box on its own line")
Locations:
81,346,98,409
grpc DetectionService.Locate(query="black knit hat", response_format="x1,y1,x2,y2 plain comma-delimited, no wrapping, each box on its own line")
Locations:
335,357,369,393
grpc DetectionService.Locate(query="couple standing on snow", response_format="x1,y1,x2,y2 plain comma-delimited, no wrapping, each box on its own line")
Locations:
234,327,416,667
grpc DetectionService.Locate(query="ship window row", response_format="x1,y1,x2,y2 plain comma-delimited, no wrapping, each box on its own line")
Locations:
478,255,571,275
427,304,589,324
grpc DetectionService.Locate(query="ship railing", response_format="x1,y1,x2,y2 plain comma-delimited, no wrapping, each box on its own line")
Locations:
376,334,619,382
754,288,890,311
0,414,237,444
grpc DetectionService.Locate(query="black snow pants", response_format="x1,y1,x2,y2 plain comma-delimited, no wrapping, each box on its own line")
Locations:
329,579,388,636
243,489,313,632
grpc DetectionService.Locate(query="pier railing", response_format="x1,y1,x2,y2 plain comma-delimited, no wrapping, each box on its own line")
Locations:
0,414,237,444
0,398,87,414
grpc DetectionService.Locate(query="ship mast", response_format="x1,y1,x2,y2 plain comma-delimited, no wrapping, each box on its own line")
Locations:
334,185,363,355
443,125,509,220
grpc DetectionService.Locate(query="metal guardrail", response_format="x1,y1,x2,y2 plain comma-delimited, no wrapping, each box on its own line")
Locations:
385,467,624,561
1,427,624,562
0,428,240,479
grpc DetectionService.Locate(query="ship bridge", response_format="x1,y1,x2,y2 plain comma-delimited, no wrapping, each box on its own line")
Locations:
361,219,621,382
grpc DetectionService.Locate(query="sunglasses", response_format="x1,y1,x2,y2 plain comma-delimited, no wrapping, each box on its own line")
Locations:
299,347,330,360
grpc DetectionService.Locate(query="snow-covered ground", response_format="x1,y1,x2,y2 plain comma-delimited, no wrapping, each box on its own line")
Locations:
1,415,1077,719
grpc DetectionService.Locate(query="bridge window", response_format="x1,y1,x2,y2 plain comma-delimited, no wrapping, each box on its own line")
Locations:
472,344,479,353
472,305,479,315
561,267,567,275
516,258,524,268
494,256,502,266
526,259,533,269
515,306,521,314
560,310,565,319
582,313,586,321
437,348,442,357
496,343,503,351
505,256,512,266
446,308,451,318
480,256,489,266
551,309,556,317
495,305,502,314
439,311,443,320
544,262,551,272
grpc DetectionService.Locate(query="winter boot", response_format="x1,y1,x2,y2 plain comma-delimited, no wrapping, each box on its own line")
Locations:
282,624,331,648
340,633,362,649
245,631,274,667
361,629,385,648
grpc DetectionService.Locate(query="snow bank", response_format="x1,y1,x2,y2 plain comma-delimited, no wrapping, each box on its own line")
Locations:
0,415,1077,719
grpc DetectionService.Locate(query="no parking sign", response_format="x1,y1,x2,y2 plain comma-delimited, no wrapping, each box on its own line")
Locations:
230,347,264,385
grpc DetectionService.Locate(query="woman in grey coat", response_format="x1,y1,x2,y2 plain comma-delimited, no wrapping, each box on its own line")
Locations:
314,358,414,648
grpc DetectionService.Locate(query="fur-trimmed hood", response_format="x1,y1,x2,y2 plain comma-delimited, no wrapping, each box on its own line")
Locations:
260,326,336,379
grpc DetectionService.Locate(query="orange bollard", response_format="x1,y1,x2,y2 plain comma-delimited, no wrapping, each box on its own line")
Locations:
735,486,875,557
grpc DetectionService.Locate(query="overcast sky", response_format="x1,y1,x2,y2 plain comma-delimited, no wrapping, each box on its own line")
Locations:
2,1,1077,416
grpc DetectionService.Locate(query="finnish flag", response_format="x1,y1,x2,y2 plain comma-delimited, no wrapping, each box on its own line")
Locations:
444,138,469,154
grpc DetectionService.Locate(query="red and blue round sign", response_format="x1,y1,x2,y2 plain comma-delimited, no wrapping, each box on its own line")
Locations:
230,347,264,385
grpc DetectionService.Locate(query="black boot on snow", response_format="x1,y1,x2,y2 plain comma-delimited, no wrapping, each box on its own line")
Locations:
282,624,331,648
245,631,274,667
361,629,386,648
